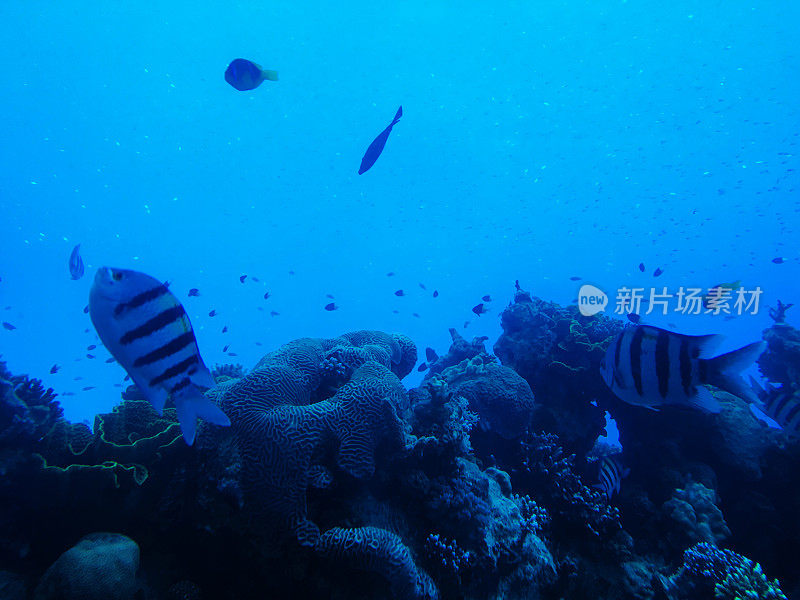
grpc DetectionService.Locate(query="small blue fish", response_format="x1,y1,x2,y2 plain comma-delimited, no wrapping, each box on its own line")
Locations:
472,303,488,316
69,244,84,280
358,106,402,175
224,59,278,91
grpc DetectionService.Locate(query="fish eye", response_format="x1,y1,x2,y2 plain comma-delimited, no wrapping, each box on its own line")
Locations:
112,271,123,282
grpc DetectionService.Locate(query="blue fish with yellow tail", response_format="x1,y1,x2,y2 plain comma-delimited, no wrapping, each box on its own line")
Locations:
224,58,278,91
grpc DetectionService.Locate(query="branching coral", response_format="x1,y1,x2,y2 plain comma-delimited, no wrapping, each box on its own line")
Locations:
663,542,786,600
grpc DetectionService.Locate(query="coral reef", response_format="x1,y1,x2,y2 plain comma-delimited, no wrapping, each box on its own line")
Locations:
2,303,797,600
493,287,621,455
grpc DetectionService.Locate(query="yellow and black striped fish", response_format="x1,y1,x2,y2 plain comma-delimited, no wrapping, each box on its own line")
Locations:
89,267,230,445
600,325,764,412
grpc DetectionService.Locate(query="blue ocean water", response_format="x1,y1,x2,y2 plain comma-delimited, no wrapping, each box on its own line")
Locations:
1,0,797,427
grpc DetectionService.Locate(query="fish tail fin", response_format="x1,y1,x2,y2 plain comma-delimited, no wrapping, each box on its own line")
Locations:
704,341,766,404
393,105,403,123
262,69,279,82
174,388,231,446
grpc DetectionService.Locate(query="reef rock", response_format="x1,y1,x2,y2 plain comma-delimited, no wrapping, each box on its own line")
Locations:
34,532,140,600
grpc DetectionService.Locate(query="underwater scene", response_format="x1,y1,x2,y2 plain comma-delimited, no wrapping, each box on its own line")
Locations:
1,0,799,598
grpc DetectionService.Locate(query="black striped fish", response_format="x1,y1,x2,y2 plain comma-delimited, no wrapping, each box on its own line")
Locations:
594,455,629,500
600,325,765,412
89,267,230,445
759,387,800,436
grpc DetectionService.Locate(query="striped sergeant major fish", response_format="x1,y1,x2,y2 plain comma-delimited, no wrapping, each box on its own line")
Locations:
89,267,230,445
594,455,630,500
600,325,765,413
756,384,800,436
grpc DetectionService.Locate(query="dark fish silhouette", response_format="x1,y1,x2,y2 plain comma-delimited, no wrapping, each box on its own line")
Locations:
209,310,217,317
638,263,645,272
772,257,785,264
87,344,96,351
653,267,663,277
188,288,200,297
223,345,229,353
387,272,395,277
326,294,335,299
83,305,89,314
425,347,438,362
2,322,16,331
358,106,402,175
394,290,405,297
222,326,228,333
417,362,428,372
224,59,278,91
86,354,95,359
69,244,84,280
270,311,279,317
105,358,116,363
433,290,439,298
50,364,60,374
263,292,271,300
82,386,96,391
325,302,338,311
240,275,247,283
482,295,492,302
472,303,488,316
570,276,582,281
419,283,427,290
252,276,261,282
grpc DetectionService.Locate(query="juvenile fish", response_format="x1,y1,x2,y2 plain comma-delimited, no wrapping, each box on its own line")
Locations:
69,244,84,280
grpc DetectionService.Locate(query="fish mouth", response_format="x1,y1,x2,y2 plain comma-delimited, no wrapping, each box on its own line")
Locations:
90,267,118,300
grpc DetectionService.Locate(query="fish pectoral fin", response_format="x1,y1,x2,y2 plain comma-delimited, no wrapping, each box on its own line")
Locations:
689,386,723,414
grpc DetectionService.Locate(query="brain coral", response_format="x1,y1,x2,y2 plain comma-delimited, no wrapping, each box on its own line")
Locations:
206,332,416,546
316,526,437,600
34,532,140,600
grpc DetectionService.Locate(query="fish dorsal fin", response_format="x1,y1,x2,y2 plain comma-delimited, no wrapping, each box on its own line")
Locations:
688,334,725,359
